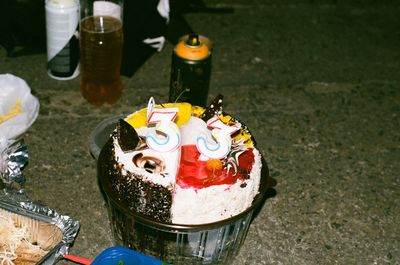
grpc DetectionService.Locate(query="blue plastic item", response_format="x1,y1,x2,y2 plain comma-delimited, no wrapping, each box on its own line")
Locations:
91,246,168,265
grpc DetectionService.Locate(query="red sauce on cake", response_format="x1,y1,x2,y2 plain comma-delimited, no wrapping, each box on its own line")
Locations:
176,145,255,189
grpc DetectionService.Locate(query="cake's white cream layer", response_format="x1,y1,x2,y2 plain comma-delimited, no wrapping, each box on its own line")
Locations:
171,148,262,225
113,126,180,188
180,116,213,145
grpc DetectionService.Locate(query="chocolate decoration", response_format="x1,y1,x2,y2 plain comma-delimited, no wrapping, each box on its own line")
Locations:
200,94,224,121
116,119,140,152
133,153,166,173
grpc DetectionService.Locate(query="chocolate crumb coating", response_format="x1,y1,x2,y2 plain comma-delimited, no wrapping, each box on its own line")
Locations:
112,165,173,223
98,134,173,223
116,119,140,152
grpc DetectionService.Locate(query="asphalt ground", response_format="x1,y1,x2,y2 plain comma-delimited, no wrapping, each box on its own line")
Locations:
0,0,399,264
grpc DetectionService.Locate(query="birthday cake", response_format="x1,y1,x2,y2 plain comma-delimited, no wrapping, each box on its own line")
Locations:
104,96,263,224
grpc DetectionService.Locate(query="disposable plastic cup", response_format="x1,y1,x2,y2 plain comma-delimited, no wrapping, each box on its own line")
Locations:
91,115,270,265
79,0,124,106
89,114,124,160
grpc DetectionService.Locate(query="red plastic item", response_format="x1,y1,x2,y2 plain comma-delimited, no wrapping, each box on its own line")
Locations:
63,254,93,265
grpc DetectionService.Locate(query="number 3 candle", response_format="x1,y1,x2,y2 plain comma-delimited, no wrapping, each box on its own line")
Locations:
145,98,181,152
197,116,241,159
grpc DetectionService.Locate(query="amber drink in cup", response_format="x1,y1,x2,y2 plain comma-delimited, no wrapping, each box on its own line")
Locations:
79,0,123,106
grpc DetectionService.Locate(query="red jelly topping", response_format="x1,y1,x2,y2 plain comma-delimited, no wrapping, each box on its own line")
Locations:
176,145,255,189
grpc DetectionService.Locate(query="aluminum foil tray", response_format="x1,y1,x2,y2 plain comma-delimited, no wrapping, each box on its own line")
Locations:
0,192,80,265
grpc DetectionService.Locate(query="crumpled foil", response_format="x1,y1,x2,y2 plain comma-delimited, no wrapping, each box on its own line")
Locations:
0,138,80,264
0,138,28,190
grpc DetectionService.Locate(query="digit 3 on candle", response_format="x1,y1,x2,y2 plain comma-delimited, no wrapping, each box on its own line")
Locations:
197,116,241,159
145,99,181,152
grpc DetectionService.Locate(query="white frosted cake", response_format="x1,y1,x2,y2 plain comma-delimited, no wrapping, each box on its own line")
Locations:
107,96,262,224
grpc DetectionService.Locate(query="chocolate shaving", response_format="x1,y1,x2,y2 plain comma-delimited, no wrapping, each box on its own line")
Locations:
200,94,224,121
116,119,140,152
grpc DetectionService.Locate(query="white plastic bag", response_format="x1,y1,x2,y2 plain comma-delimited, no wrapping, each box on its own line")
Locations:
0,74,40,140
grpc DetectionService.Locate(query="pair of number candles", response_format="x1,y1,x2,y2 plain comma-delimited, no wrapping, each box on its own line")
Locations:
145,98,240,159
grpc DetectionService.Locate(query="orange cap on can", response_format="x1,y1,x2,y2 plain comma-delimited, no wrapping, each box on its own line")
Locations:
175,34,210,60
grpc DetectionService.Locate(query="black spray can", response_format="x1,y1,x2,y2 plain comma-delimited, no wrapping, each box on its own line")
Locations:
45,0,80,80
169,34,212,107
